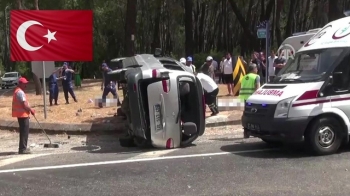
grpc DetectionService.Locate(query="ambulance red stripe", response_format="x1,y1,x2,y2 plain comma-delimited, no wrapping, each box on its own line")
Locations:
292,96,350,107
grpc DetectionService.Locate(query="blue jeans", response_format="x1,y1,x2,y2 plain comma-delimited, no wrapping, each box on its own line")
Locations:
62,82,76,102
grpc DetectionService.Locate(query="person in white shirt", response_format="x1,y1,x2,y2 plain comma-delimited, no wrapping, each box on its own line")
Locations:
185,56,196,73
268,50,277,82
195,72,219,116
223,52,234,96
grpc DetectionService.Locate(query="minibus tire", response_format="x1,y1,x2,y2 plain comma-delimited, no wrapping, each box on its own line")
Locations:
305,117,343,156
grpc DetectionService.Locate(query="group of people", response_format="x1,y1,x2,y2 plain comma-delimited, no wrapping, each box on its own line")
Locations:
48,62,78,106
250,50,287,84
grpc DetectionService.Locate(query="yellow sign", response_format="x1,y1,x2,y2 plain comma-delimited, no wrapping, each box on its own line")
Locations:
232,56,247,96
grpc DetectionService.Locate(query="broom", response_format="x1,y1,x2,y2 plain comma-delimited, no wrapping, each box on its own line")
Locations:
33,115,60,148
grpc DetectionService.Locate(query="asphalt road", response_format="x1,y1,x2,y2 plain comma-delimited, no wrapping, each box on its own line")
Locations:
1,138,350,196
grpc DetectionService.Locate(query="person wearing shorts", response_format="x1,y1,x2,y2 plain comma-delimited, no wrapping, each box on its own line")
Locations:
223,52,234,96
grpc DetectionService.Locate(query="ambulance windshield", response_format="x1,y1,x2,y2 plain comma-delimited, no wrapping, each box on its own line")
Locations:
272,48,349,83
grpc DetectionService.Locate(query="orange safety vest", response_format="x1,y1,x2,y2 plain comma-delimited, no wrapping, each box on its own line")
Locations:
12,87,30,118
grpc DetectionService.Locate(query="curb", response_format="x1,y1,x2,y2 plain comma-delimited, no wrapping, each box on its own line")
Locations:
0,119,127,135
205,119,241,127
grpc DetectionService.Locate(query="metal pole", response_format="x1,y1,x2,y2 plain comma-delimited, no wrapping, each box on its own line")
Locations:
42,62,47,119
265,21,270,84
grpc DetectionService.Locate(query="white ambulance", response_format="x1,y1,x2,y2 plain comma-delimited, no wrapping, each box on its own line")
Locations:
242,16,350,155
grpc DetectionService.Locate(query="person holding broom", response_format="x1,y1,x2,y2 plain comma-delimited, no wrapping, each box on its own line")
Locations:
12,77,35,154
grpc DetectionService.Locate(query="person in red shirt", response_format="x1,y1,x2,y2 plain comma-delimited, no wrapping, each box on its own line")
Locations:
12,77,35,154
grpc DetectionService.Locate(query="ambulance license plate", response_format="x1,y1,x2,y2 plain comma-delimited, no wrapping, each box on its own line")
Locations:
154,104,163,131
247,123,260,131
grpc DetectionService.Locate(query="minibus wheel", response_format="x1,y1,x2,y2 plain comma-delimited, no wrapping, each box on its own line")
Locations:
305,117,343,155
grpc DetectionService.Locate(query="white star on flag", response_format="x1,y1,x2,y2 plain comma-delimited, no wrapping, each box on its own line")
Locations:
43,29,57,43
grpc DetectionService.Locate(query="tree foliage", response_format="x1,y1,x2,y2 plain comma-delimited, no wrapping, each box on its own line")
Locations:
0,0,348,76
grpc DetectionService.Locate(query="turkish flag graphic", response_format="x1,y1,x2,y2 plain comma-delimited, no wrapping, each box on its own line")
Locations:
10,10,93,61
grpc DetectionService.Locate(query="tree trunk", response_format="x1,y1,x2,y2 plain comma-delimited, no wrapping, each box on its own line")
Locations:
184,0,194,57
228,0,258,50
328,0,343,21
151,0,162,53
198,3,206,53
124,0,138,56
275,0,284,47
34,0,39,10
284,0,296,38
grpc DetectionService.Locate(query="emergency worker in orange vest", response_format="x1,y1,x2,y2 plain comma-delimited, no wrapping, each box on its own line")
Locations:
12,77,35,154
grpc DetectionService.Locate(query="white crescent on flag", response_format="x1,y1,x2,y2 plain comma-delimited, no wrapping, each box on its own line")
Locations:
16,20,44,51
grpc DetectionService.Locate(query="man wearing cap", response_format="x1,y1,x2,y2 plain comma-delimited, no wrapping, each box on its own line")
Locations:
61,62,78,104
195,72,219,116
48,68,62,106
199,56,215,78
12,77,35,154
185,57,196,73
239,63,261,102
99,63,121,108
179,57,186,65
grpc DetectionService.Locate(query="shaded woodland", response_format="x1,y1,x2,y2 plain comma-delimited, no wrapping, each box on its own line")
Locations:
0,0,349,94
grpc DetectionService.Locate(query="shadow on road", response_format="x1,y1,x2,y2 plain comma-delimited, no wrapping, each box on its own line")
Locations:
220,141,350,158
69,133,155,154
0,152,16,156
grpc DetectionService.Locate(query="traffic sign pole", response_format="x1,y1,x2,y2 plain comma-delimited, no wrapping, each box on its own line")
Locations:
265,21,270,84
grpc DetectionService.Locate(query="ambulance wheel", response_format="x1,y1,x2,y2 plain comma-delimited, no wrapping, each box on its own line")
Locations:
119,137,136,147
305,117,343,156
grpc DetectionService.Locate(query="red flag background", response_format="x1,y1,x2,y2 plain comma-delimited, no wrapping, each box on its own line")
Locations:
10,10,93,61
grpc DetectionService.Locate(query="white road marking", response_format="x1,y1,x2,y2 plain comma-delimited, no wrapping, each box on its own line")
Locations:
0,153,49,167
129,149,178,159
0,148,277,174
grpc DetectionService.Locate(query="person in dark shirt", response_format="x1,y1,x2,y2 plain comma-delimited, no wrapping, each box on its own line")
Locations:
251,52,264,84
48,68,61,106
274,56,287,75
61,62,77,104
99,63,121,108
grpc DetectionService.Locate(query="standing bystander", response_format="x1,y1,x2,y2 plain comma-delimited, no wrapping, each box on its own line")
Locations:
185,57,196,73
61,62,77,104
48,68,61,106
219,56,225,84
12,77,35,154
274,54,287,76
238,63,261,138
223,52,234,96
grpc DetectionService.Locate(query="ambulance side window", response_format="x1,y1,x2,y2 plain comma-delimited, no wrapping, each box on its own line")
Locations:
332,54,350,91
